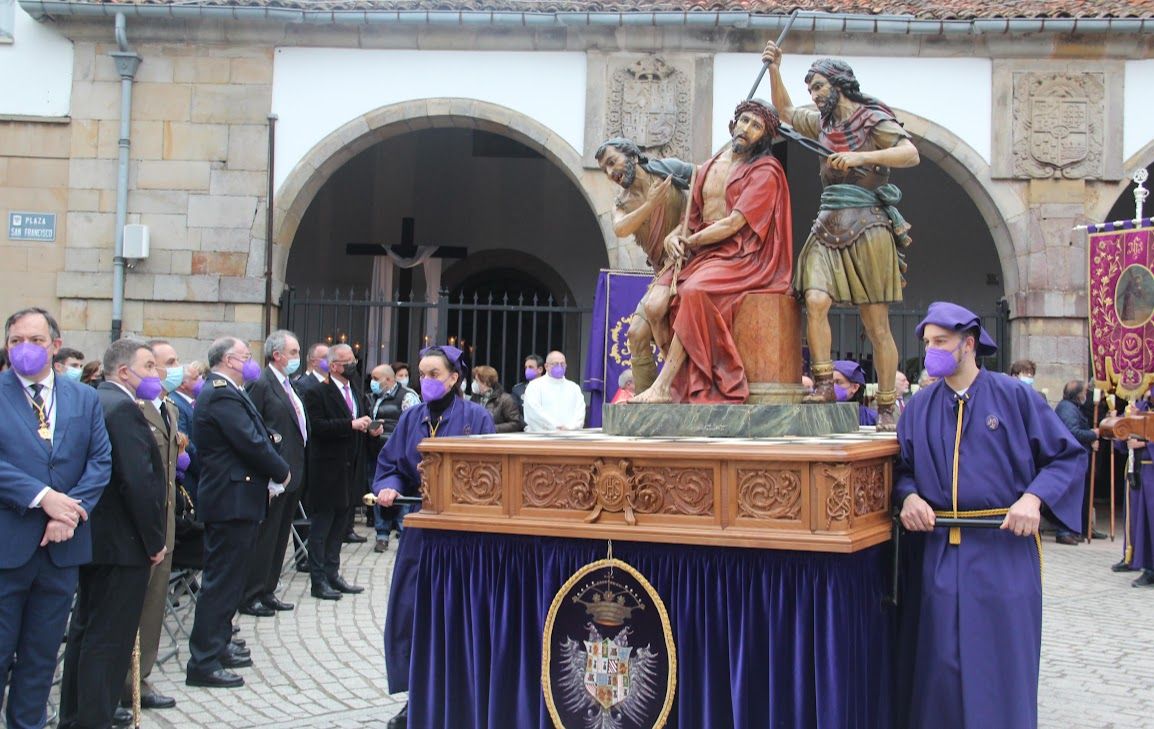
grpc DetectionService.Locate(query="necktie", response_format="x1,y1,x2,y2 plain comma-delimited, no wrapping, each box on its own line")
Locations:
284,378,306,436
30,384,49,440
159,401,172,433
343,383,355,416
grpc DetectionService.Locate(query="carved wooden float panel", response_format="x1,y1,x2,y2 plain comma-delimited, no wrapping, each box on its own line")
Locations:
409,431,899,553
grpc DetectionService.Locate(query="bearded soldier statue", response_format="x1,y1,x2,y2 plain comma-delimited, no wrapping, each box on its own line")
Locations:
762,42,920,431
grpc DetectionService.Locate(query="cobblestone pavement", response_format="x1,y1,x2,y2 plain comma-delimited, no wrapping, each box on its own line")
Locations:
51,521,1153,728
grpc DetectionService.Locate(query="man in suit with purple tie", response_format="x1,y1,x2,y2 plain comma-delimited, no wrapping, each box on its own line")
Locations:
0,307,112,729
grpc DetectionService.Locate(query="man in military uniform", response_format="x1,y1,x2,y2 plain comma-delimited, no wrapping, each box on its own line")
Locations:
762,42,921,431
185,337,290,689
595,138,692,393
120,340,183,711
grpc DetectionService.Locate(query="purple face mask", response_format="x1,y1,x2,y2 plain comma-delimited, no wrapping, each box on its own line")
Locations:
924,345,960,379
548,364,566,379
420,376,448,402
176,451,191,472
317,359,330,374
241,358,261,383
134,372,164,401
9,342,49,377
524,367,539,381
834,384,849,402
191,377,205,397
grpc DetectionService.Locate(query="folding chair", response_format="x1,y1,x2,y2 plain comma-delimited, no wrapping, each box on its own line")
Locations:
282,501,311,578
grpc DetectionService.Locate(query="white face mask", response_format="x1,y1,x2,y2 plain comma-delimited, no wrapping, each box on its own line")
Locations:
1018,375,1035,386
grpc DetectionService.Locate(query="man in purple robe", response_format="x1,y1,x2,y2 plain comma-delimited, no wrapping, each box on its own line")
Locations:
895,301,1085,729
1119,389,1154,587
371,346,495,729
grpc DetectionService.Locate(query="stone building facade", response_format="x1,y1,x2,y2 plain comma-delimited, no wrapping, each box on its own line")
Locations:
1,0,1152,396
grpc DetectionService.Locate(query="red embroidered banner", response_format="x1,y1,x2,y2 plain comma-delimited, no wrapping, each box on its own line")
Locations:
1089,225,1154,399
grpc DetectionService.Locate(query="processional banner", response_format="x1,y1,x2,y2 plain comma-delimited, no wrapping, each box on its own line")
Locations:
1089,220,1154,399
583,269,655,426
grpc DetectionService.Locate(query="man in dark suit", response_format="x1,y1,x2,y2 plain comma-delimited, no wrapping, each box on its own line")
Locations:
0,307,112,729
59,338,169,729
240,330,309,617
185,337,290,689
115,340,183,711
170,361,203,502
301,344,371,600
295,342,329,392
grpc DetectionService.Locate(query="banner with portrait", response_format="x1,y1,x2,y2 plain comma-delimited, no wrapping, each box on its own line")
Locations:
1088,220,1154,399
583,269,658,426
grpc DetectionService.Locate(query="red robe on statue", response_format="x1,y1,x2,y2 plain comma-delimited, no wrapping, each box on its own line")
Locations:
658,152,793,403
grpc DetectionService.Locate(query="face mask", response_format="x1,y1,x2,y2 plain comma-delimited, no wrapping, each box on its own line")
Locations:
1018,375,1034,386
133,371,164,401
285,358,301,376
162,366,184,393
191,377,205,397
9,342,49,377
176,451,191,472
470,380,482,396
834,384,849,402
924,343,962,379
317,359,330,374
397,376,409,388
420,376,448,402
370,380,383,396
63,366,83,382
548,364,566,379
524,367,539,381
231,354,261,384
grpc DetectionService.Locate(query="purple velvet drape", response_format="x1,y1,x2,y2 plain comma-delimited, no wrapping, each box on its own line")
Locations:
406,530,892,728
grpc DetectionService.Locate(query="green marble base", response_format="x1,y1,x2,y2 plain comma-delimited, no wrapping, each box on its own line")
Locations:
602,402,860,438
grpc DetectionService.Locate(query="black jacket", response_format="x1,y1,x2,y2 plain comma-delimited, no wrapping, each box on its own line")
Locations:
192,373,290,523
302,377,367,512
93,383,168,565
247,366,309,495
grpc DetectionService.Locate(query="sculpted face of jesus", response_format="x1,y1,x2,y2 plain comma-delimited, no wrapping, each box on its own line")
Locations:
730,111,768,157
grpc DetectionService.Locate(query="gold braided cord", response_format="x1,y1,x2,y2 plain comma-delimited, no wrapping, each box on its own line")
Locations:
933,507,1044,577
949,400,964,545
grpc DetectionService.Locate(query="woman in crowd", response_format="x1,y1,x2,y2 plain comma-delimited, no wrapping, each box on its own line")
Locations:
470,365,524,432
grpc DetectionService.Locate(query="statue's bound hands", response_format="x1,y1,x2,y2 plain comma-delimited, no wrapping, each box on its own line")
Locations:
761,41,782,66
663,233,688,262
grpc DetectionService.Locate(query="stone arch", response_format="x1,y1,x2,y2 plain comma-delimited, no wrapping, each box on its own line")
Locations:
893,109,1025,301
272,98,616,288
443,248,576,305
1088,139,1154,224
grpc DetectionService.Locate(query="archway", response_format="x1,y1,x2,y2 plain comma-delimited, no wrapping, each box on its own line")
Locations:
275,102,609,378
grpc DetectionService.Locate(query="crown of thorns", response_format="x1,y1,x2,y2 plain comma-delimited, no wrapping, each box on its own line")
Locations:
731,99,781,138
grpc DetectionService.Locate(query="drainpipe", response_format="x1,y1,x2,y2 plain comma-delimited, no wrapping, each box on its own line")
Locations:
264,114,277,337
109,13,140,342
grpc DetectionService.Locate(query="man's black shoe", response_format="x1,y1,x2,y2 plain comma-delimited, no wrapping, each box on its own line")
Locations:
329,574,364,594
1133,570,1154,588
387,702,408,729
343,531,368,544
231,637,246,649
221,651,253,669
232,624,241,634
225,641,250,659
1091,529,1108,540
239,599,275,617
311,580,342,600
185,669,244,688
1111,560,1136,573
260,594,295,611
112,706,133,727
1055,534,1080,546
139,689,177,709
123,688,177,710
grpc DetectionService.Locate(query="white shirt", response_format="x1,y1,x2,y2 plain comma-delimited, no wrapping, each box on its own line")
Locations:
17,370,57,508
522,375,586,432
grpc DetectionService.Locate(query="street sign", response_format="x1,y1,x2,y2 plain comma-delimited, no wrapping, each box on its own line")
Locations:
8,212,57,242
